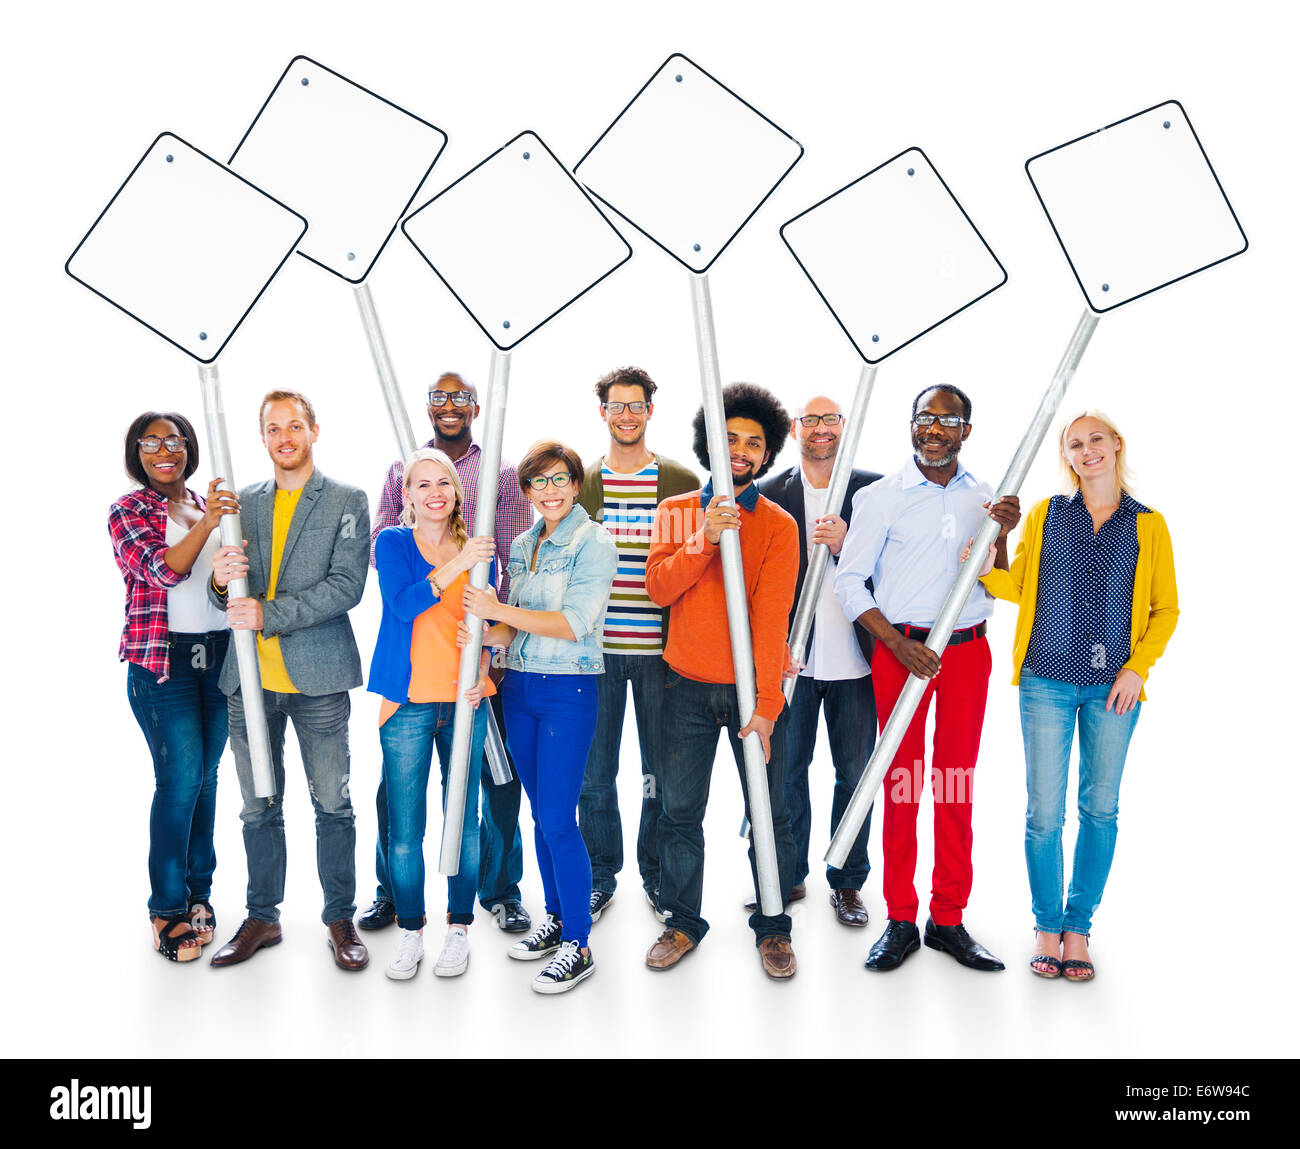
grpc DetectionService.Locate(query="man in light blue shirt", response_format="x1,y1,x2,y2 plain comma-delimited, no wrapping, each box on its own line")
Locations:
834,384,1018,973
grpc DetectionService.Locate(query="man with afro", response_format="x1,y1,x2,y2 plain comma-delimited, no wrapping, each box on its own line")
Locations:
642,382,802,979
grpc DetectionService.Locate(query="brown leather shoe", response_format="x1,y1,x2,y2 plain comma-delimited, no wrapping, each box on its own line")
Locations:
645,928,696,970
758,935,797,979
742,883,806,912
327,919,370,971
209,917,282,967
830,888,870,927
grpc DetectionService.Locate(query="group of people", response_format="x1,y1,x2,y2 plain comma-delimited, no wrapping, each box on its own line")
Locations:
110,364,1178,995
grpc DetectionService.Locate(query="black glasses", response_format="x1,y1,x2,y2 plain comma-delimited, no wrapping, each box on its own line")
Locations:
912,414,965,428
428,390,474,407
798,414,843,427
138,435,186,454
528,473,573,490
603,401,648,415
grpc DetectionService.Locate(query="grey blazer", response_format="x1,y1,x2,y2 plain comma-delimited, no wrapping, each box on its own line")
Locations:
209,469,370,697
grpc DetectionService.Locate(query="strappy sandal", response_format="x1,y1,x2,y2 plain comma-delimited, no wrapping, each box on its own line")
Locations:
1061,959,1095,982
1029,953,1062,978
152,913,202,962
1030,930,1062,978
189,900,216,946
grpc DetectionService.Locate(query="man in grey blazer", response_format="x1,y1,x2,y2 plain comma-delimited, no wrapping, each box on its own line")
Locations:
208,389,372,970
756,394,882,927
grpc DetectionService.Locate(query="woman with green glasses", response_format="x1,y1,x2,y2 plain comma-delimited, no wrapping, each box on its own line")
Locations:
462,440,616,994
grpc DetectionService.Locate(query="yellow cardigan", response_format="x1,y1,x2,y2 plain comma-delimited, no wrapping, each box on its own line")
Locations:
980,497,1179,700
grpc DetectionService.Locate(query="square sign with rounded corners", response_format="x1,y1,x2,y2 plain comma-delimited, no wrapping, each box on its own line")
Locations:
1026,101,1247,313
229,56,447,284
781,149,1007,364
402,131,632,352
65,133,308,364
575,53,803,274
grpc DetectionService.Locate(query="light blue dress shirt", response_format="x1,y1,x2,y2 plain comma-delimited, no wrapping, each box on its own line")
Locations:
834,456,996,631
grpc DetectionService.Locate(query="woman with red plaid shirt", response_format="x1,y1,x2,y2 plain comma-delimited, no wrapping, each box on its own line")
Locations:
109,412,239,962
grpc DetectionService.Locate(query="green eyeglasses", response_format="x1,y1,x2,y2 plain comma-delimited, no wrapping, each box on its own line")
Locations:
528,473,573,490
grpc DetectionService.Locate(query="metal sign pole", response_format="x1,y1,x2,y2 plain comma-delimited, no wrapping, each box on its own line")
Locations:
440,346,511,874
197,361,275,798
353,281,417,457
783,361,879,703
690,271,783,916
826,308,1099,867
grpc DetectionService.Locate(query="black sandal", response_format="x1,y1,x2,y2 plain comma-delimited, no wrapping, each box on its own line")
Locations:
189,900,216,946
152,913,201,962
1030,930,1062,978
1061,959,1095,982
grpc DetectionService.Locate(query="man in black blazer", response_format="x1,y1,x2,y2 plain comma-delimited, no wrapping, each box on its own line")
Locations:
756,395,882,926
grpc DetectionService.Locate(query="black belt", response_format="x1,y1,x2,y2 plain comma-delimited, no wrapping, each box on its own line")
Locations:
894,622,986,647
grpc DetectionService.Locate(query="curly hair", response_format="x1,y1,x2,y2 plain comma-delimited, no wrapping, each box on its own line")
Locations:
691,383,789,481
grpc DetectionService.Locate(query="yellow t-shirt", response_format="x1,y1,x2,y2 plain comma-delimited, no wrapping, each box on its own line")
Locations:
256,487,302,693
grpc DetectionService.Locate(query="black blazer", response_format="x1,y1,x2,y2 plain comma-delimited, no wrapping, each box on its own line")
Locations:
757,463,883,664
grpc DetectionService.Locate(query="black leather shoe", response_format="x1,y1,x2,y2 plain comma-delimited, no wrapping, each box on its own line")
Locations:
489,900,532,933
923,917,1006,971
864,919,920,971
358,898,395,931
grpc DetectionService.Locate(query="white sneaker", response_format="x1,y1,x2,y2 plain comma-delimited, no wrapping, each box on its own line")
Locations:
434,926,470,977
386,928,424,980
532,940,595,994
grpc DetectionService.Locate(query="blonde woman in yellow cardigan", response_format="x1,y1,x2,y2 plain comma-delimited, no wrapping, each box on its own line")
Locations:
967,411,1177,981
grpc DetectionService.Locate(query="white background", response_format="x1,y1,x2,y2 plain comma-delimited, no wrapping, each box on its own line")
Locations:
4,0,1293,1059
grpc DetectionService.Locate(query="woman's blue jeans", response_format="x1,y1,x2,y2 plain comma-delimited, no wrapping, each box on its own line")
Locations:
380,701,485,929
1020,673,1141,935
503,671,598,948
127,631,229,918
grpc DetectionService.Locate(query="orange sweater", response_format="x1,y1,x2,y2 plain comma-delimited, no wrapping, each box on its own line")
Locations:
646,490,798,722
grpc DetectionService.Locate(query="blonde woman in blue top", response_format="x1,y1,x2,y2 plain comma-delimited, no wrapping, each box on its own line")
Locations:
463,440,617,994
371,448,497,980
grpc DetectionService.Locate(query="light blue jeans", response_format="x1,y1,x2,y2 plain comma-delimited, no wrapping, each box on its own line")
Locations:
1020,673,1141,935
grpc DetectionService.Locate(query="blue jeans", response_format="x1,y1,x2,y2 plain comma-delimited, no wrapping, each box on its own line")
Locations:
1020,673,1141,935
380,702,484,928
503,671,598,948
785,673,875,890
657,670,797,946
227,688,356,925
579,652,666,896
372,689,524,908
127,631,229,918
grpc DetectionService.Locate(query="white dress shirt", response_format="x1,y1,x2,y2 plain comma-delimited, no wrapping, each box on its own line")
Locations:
801,470,870,681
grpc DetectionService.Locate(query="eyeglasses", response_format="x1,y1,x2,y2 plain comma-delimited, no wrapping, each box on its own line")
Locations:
798,414,843,427
528,473,573,490
603,401,648,415
138,435,186,454
428,390,474,407
912,414,966,428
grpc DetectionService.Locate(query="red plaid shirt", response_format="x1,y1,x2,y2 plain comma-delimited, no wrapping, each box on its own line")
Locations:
370,440,533,600
108,486,205,683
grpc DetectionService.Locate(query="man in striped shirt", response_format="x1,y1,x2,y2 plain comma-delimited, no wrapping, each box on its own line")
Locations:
576,367,698,922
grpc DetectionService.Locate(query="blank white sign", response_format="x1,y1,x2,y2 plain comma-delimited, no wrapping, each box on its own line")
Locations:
402,131,631,351
576,53,802,273
66,133,307,363
229,56,447,283
781,148,1006,363
1026,101,1247,312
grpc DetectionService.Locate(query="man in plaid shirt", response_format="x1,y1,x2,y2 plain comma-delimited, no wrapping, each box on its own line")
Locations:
361,371,536,934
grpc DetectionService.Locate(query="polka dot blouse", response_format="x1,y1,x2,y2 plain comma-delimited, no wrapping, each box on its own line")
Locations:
1022,491,1146,686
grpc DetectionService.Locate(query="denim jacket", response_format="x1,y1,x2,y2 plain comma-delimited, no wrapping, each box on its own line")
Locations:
504,504,616,675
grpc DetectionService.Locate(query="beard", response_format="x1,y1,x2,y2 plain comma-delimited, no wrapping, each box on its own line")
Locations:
912,432,960,470
800,435,838,462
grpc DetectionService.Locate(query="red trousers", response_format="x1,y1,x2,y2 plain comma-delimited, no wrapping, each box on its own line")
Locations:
871,635,991,926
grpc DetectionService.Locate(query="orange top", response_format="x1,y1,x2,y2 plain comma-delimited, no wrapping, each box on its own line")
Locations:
645,491,798,722
378,567,496,726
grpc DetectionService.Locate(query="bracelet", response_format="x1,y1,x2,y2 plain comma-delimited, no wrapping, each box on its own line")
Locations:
429,571,444,598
